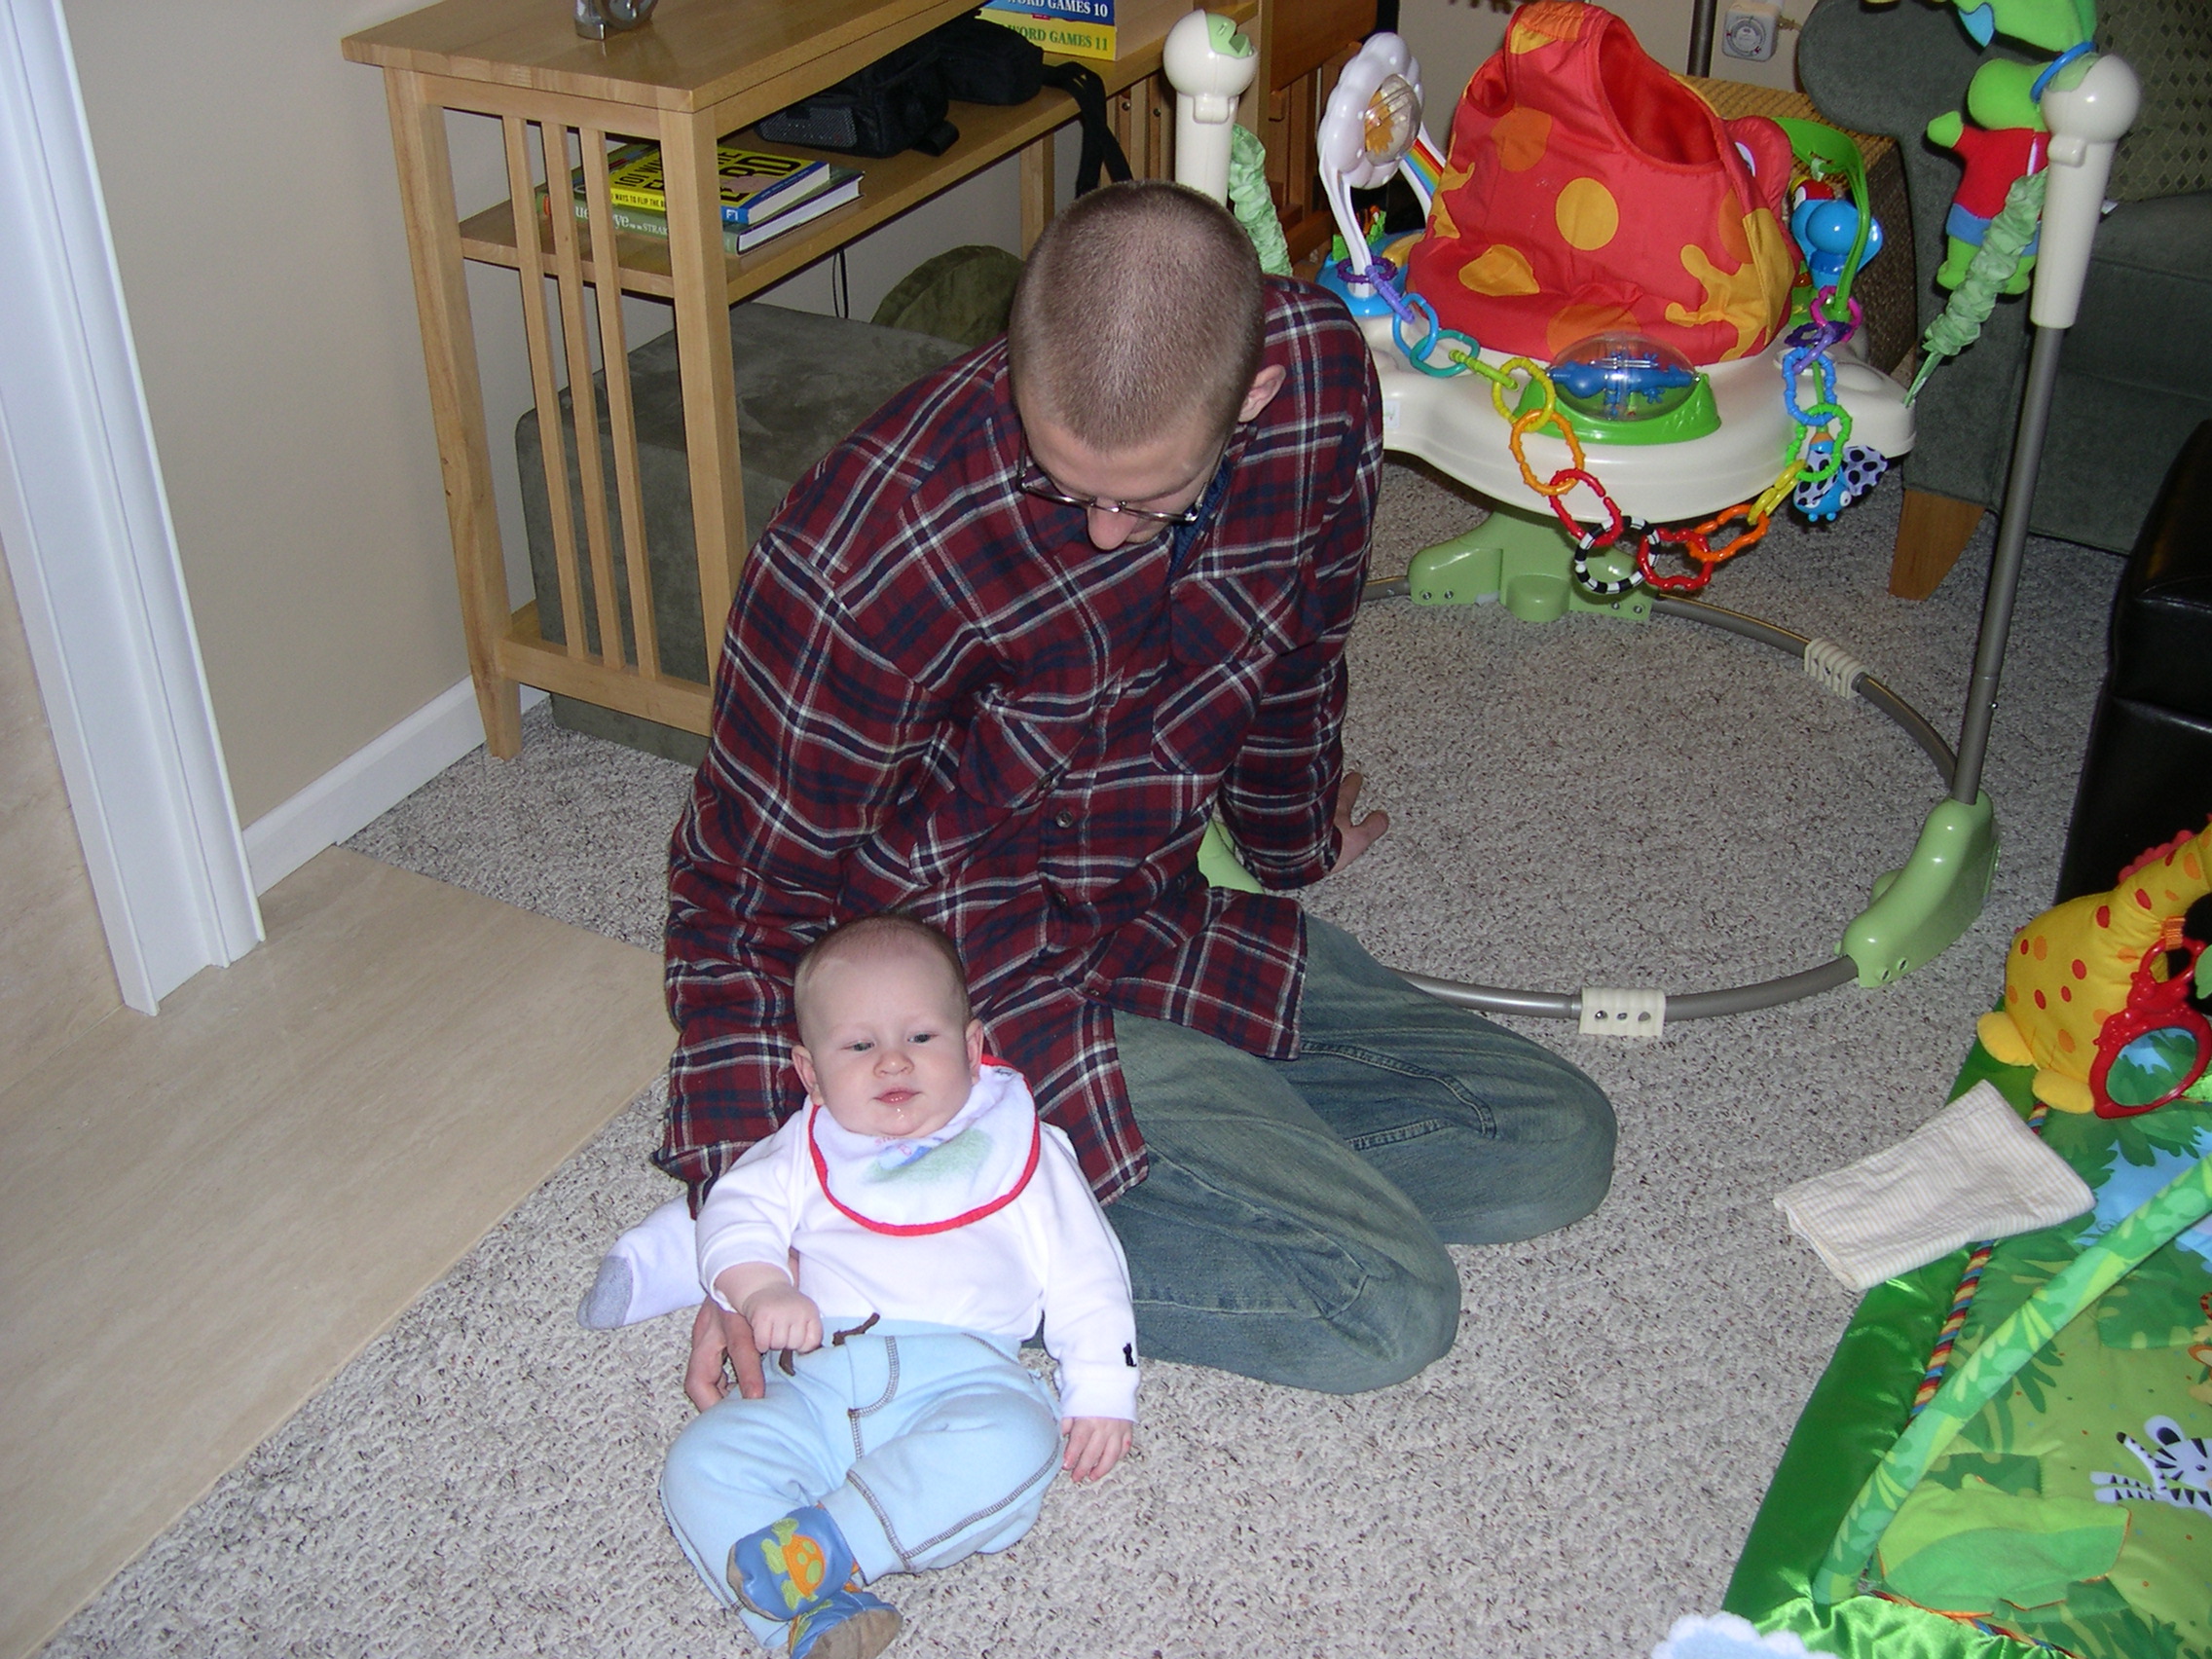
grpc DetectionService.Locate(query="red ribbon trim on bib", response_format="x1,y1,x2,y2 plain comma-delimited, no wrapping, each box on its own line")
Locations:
806,1081,1041,1236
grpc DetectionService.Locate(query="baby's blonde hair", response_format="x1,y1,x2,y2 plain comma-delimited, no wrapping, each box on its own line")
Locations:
792,914,971,1046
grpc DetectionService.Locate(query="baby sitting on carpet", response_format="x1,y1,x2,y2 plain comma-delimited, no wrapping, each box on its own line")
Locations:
657,913,1138,1659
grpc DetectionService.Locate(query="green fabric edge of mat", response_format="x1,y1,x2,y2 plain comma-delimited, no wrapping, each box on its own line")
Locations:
1720,1039,2045,1659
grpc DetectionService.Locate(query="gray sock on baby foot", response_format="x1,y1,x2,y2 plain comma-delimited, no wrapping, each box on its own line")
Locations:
575,1197,701,1329
576,1254,637,1329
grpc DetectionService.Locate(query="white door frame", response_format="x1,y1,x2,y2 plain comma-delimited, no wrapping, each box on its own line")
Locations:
0,0,261,1012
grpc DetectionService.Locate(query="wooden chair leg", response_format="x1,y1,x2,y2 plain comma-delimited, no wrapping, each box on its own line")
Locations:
1890,489,1987,601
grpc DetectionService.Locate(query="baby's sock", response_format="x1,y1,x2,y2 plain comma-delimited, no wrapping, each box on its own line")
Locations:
575,1197,700,1328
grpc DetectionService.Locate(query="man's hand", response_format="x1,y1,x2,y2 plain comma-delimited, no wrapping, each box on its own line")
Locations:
1331,770,1389,871
685,1297,766,1411
1060,1417,1132,1483
739,1284,823,1355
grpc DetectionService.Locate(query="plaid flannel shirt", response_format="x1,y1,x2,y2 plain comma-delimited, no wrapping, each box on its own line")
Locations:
661,278,1382,1207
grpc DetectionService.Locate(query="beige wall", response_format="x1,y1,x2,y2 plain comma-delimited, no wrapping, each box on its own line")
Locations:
62,1,472,826
0,535,122,1099
60,1,1025,828
1397,0,1802,120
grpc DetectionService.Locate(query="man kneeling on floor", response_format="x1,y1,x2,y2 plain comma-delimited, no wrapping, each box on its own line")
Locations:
594,180,1615,1652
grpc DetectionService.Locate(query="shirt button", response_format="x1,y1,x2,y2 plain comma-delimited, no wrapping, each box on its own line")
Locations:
1052,809,1077,830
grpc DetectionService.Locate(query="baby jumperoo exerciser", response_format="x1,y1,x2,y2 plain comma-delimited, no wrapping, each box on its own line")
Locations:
1161,4,2140,1038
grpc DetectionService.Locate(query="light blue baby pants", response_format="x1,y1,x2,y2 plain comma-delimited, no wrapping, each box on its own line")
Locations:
660,1320,1064,1649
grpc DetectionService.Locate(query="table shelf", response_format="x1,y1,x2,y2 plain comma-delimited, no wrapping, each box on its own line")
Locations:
497,602,714,731
459,92,1106,306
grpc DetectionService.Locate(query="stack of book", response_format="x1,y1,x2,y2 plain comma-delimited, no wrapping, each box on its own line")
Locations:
545,140,863,256
980,0,1117,60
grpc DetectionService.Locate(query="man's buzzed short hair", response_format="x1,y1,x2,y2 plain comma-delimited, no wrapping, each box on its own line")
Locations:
1008,180,1266,451
792,913,972,1042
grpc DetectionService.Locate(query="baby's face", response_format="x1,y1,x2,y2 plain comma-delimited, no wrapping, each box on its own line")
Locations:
793,947,983,1141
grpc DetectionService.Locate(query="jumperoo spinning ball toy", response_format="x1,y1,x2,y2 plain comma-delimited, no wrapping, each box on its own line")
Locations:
1547,332,1706,425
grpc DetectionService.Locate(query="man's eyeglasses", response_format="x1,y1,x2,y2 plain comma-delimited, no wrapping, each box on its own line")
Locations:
1016,461,1211,527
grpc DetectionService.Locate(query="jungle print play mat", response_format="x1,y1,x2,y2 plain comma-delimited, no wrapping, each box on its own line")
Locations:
1727,1047,2212,1659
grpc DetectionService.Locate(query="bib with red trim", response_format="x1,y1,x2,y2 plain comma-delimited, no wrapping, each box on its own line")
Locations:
807,1061,1041,1235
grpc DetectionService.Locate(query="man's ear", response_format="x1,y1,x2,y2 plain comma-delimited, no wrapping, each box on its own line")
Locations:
1236,362,1288,424
791,1045,819,1100
964,1017,986,1078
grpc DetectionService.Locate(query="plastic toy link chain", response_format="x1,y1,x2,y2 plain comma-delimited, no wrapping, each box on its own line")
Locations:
1783,287,1860,488
1635,461,1806,591
1392,291,1836,597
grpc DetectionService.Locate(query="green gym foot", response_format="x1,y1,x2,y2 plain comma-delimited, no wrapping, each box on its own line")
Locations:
1842,793,1999,985
1407,503,1650,624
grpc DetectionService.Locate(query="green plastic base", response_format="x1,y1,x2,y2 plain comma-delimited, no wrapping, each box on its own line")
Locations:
1406,503,1652,624
1842,793,1998,986
1198,818,1261,893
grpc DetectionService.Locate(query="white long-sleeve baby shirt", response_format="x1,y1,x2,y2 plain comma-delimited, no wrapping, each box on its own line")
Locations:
696,1062,1139,1421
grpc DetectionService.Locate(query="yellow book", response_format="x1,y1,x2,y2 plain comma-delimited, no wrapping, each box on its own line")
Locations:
598,141,831,227
979,4,1118,61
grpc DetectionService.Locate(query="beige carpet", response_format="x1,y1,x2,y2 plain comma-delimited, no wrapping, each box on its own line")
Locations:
0,848,672,1659
36,466,2126,1658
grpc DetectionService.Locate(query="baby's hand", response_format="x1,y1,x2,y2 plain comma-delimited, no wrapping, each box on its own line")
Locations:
738,1284,823,1355
1060,1417,1132,1483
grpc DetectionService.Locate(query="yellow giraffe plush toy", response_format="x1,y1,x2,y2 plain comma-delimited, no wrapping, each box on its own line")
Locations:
1977,821,2212,1113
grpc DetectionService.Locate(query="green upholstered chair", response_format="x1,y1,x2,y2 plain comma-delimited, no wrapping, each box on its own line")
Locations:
1796,0,2212,598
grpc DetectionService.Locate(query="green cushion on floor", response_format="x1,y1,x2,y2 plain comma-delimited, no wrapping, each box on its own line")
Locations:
869,244,1023,350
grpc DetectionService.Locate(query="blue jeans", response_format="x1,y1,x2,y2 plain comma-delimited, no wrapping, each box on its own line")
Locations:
1105,916,1614,1394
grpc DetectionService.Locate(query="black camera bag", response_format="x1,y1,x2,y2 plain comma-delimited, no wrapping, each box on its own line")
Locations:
757,32,959,158
757,11,1124,188
932,15,1044,104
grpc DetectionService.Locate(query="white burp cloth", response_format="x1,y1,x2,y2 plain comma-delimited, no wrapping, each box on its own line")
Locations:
1775,1081,2095,1293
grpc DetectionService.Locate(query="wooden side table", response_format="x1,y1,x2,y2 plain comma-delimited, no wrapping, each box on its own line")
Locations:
344,0,1254,756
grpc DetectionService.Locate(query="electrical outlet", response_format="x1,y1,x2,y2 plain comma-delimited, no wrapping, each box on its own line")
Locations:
1722,0,1780,60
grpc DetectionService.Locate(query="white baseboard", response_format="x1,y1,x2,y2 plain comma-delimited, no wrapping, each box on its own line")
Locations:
242,678,548,894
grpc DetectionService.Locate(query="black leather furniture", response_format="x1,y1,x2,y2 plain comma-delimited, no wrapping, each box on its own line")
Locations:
2056,421,2212,901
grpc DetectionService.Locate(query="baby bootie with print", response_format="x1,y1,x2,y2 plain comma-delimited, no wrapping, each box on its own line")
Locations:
728,1504,861,1621
786,1588,902,1659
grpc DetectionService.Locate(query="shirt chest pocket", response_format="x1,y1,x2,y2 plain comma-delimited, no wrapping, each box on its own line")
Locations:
1151,570,1307,780
957,684,1102,815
